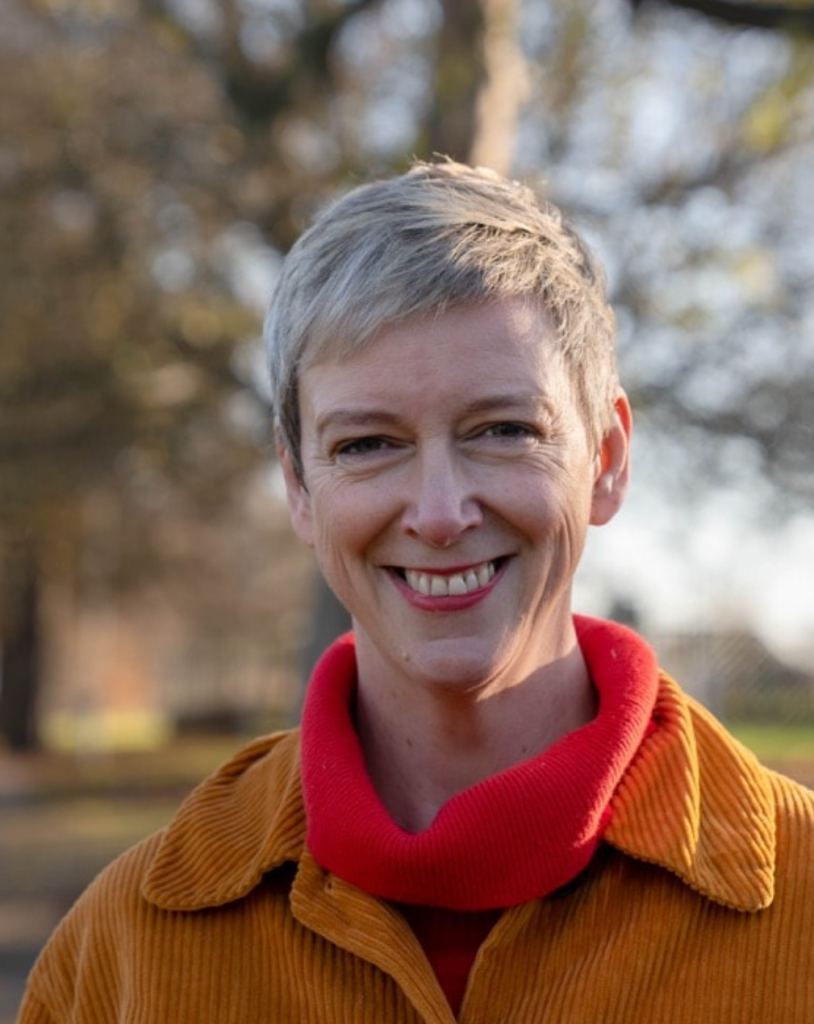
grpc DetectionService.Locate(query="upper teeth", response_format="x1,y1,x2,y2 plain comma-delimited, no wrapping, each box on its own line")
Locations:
404,561,496,597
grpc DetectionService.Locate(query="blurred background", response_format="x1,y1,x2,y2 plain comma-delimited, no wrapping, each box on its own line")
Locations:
2,0,814,1017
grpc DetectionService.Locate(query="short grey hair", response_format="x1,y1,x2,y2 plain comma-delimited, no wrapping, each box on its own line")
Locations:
264,160,619,479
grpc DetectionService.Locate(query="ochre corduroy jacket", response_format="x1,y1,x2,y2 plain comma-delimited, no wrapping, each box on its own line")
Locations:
18,672,814,1023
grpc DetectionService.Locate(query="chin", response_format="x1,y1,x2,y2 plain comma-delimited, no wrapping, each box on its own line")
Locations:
406,639,508,695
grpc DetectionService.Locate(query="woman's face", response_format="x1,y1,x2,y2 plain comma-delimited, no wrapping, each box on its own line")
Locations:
280,299,630,698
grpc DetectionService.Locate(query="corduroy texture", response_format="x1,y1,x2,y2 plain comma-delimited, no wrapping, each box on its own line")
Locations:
18,629,814,1023
301,616,659,910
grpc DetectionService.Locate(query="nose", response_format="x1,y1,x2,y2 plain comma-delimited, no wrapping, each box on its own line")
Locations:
401,443,483,548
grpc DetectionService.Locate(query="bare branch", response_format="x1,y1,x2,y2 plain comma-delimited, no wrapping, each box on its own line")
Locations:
631,0,814,34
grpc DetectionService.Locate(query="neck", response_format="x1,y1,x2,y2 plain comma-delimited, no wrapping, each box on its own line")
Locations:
354,636,598,832
300,617,660,910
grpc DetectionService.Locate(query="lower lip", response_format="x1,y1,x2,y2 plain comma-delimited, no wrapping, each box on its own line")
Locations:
389,563,505,612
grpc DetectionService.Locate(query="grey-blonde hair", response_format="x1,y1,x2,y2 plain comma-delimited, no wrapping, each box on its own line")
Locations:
264,160,619,478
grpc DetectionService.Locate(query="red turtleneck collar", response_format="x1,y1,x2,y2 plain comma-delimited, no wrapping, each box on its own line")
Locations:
301,615,658,911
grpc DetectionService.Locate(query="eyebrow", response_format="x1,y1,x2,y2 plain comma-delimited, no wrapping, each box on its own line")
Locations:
462,393,553,416
314,392,554,439
314,409,403,440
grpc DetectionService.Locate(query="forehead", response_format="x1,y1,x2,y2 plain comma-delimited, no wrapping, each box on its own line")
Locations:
303,298,557,372
298,299,579,429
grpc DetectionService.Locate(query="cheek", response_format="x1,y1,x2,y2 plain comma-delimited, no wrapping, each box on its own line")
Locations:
309,479,392,565
509,465,593,530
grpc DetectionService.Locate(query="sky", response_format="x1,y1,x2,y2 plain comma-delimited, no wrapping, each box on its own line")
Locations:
577,431,814,669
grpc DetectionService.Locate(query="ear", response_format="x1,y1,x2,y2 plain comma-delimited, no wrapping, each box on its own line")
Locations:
275,424,315,548
590,392,632,527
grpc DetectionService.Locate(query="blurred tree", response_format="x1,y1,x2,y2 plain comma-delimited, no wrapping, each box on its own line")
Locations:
0,1,271,747
0,0,366,747
546,0,814,509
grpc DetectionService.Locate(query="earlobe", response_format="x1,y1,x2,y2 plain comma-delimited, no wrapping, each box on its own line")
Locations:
275,427,315,548
590,393,632,527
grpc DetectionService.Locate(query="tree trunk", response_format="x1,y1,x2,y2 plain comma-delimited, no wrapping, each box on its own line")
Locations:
425,0,487,160
632,0,814,34
469,0,527,174
0,538,42,751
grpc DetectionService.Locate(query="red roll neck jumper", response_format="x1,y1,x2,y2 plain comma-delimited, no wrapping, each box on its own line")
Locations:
300,615,659,1013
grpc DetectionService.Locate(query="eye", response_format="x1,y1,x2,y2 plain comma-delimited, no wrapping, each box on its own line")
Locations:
481,422,538,440
334,435,394,458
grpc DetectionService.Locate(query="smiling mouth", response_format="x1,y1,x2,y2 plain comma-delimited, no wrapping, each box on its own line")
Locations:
399,559,501,597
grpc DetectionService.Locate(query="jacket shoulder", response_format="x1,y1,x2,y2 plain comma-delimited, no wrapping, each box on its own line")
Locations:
20,830,165,1024
20,729,302,1023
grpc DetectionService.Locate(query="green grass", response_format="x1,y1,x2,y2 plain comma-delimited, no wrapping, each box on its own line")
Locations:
728,721,814,764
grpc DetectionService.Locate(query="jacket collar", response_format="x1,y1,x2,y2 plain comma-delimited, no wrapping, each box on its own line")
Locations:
142,730,306,910
604,671,775,912
142,676,776,915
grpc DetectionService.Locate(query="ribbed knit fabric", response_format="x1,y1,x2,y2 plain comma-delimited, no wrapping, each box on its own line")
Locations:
301,615,659,910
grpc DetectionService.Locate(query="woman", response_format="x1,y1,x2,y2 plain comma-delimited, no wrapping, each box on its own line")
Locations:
19,161,814,1023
